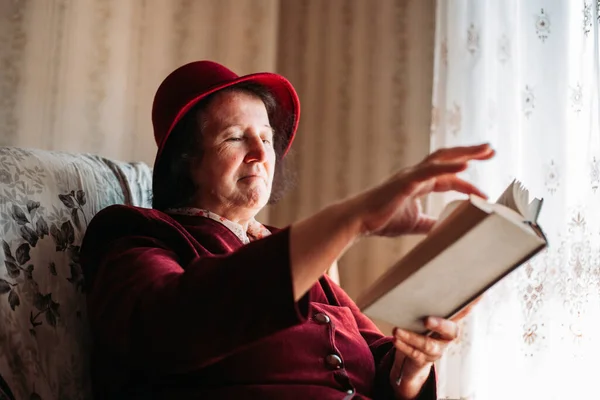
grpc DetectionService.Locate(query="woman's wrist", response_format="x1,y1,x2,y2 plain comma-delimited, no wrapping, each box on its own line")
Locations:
336,190,378,238
390,359,432,400
328,197,366,242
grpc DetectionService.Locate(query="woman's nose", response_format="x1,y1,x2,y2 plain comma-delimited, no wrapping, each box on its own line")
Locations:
244,136,267,163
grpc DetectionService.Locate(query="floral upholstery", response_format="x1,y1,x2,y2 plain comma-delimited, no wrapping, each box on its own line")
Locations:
0,147,152,400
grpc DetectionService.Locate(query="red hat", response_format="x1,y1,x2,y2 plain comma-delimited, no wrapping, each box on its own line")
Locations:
151,60,300,165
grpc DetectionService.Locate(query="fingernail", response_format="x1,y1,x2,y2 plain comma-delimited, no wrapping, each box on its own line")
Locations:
427,317,440,328
394,328,406,339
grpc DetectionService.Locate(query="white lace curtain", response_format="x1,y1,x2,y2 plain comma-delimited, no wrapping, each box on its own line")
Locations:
431,1,600,399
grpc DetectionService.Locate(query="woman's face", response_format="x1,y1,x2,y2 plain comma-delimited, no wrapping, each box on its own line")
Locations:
191,90,276,222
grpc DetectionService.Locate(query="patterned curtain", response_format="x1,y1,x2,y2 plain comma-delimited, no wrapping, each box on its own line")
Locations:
431,1,600,399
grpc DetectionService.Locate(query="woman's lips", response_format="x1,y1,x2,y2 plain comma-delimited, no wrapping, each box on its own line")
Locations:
239,175,264,182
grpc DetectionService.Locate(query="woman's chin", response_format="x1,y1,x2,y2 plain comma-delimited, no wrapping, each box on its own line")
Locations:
239,188,270,210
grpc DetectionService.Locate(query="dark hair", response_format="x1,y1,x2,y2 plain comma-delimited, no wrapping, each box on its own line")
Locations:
152,82,295,211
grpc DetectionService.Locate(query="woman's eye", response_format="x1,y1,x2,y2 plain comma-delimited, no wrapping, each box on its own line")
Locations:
227,137,242,142
262,139,272,144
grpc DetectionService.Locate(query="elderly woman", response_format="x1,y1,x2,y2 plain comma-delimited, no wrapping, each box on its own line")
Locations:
81,61,494,399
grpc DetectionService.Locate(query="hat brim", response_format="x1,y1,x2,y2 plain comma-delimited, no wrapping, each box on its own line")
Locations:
154,72,300,165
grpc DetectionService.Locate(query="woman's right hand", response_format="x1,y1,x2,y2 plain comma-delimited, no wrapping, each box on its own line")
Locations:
353,143,495,238
289,143,494,300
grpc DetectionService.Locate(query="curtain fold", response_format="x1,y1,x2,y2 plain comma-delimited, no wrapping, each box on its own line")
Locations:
0,0,280,166
272,0,436,306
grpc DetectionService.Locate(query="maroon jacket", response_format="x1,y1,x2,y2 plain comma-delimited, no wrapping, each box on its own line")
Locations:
80,205,436,399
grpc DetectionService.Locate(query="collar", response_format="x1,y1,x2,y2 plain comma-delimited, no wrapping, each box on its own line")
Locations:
164,207,271,244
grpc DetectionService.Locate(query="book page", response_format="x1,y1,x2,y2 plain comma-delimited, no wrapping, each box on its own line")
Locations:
496,179,543,222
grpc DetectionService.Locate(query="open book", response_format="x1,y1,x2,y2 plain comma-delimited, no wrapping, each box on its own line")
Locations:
357,180,548,334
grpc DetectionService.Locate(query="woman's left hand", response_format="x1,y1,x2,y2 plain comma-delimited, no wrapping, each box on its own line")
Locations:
389,316,462,400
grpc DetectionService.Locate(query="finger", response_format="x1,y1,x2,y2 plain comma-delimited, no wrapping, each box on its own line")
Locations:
408,174,486,199
432,176,488,199
426,144,494,162
393,327,446,360
411,215,438,234
426,145,492,163
424,317,460,341
472,148,495,160
407,161,468,185
451,306,472,322
451,296,482,321
469,294,484,307
393,335,432,366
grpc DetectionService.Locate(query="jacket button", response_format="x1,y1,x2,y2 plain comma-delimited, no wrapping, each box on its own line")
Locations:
314,313,331,324
325,354,343,369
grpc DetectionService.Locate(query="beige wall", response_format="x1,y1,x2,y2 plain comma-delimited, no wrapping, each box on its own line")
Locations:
271,0,436,302
0,0,280,165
